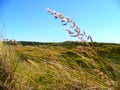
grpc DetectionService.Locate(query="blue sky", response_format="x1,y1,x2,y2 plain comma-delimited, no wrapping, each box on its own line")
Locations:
0,0,120,43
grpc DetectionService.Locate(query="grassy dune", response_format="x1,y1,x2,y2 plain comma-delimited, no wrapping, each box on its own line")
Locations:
0,41,120,90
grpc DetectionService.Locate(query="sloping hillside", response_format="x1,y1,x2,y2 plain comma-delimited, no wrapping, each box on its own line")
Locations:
0,41,120,90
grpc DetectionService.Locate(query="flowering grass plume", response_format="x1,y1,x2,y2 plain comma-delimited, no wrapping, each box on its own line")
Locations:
46,8,93,43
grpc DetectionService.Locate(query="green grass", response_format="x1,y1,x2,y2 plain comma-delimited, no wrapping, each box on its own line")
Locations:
0,41,120,90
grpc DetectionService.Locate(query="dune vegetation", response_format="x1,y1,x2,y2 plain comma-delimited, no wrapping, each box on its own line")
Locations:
0,41,120,90
0,7,120,90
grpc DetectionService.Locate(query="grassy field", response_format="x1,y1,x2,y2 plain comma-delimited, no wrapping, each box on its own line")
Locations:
0,41,120,90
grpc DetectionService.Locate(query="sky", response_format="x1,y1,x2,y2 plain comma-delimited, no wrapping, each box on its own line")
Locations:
0,0,120,43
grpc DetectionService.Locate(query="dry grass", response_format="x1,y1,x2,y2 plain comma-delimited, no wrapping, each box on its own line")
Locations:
0,8,119,90
0,40,120,89
0,41,17,89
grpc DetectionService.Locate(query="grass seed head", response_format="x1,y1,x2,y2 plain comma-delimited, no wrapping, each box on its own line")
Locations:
58,13,64,19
